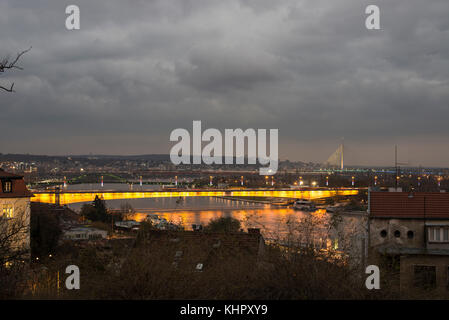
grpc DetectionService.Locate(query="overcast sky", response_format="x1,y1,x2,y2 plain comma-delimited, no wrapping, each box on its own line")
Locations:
1,0,448,166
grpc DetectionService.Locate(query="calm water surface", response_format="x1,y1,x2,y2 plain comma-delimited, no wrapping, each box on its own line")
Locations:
66,184,363,239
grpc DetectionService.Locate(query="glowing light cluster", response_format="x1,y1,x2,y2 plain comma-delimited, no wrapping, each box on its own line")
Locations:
31,189,359,205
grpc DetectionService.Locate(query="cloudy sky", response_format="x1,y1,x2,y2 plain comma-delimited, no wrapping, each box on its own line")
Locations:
1,0,448,166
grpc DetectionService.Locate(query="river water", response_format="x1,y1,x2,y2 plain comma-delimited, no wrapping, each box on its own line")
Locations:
65,184,365,242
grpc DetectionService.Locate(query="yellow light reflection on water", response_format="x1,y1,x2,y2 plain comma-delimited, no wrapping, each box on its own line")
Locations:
31,189,358,205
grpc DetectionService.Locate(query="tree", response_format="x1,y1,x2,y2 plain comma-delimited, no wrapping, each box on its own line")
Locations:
205,217,241,233
0,47,31,92
0,198,30,265
120,202,134,220
80,196,109,222
0,199,30,299
30,208,62,258
80,203,96,222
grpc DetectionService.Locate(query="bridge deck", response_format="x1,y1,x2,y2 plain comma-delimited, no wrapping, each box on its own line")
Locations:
31,188,360,205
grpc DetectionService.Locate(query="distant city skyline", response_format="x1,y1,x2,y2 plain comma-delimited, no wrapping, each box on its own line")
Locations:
1,0,448,167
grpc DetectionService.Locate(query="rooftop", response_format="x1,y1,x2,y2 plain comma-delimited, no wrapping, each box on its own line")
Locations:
369,191,449,219
0,169,34,198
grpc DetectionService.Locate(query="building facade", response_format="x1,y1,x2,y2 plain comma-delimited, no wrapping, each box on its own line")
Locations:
63,227,108,241
0,170,33,261
368,191,449,296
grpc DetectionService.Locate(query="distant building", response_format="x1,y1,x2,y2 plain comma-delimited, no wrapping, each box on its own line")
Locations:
0,169,33,260
29,201,108,242
63,226,108,241
368,191,449,296
115,220,140,231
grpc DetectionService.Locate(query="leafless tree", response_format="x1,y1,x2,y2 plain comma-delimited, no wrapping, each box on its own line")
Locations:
0,200,30,298
0,199,30,264
0,47,31,93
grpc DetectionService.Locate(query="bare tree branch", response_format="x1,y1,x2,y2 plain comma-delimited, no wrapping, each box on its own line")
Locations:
0,47,32,93
0,83,15,92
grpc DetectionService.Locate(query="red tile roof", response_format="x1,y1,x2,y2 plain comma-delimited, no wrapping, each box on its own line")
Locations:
0,169,34,198
369,191,449,219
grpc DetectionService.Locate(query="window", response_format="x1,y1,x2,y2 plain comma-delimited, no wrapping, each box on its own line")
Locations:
428,227,449,243
407,231,414,239
414,265,436,290
2,204,13,218
2,180,12,193
394,230,401,238
380,230,387,238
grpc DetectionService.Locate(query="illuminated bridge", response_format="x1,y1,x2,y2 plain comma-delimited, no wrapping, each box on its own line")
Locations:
31,188,360,206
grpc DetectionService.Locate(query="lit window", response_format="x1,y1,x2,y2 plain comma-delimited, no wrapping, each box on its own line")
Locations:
2,181,12,193
2,204,13,218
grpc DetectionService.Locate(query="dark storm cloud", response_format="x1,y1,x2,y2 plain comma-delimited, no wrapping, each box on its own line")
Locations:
175,45,283,92
0,0,448,166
